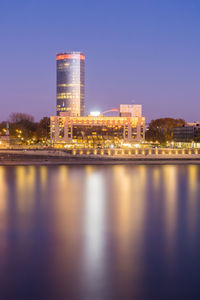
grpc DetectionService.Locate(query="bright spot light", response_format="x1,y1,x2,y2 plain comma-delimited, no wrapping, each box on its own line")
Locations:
134,144,140,148
90,111,100,117
122,143,131,148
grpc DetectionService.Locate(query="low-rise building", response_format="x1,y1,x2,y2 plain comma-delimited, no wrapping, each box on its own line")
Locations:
50,113,145,147
173,124,200,142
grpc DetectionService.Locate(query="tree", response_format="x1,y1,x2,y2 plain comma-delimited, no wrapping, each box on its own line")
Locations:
9,113,34,123
0,121,7,134
146,118,185,143
3,113,50,145
8,113,36,142
36,117,50,140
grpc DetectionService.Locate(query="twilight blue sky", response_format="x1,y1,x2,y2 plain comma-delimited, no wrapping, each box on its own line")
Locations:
0,0,200,122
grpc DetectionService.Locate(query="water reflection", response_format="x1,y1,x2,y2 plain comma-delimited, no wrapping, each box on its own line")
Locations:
0,166,7,214
0,165,200,299
16,166,36,213
39,166,47,191
163,165,178,255
152,166,161,191
0,167,8,260
108,165,147,297
187,165,198,235
83,168,106,296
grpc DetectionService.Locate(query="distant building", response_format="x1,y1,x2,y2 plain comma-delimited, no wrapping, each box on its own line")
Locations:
119,104,142,117
56,52,85,116
50,114,145,147
187,122,200,126
173,124,200,142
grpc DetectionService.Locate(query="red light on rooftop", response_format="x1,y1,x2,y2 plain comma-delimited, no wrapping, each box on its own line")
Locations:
56,54,85,60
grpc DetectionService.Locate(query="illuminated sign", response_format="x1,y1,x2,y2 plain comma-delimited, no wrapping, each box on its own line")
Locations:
56,54,85,60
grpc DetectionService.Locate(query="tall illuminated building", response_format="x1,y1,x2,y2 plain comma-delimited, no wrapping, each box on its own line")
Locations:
56,52,85,116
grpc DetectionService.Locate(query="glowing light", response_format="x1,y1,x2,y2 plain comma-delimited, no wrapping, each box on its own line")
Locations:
122,143,131,148
56,54,85,60
134,144,140,148
90,111,100,117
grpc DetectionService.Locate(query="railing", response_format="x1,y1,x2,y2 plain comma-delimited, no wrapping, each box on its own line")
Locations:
72,148,200,157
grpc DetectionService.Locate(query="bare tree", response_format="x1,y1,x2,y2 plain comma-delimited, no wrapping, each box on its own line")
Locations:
9,113,34,123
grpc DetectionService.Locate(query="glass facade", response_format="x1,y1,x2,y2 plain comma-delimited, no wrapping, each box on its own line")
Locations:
173,126,197,142
73,124,124,143
56,52,85,116
50,115,145,147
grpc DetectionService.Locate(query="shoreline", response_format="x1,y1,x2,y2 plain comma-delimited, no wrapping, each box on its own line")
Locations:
1,150,200,165
1,158,200,166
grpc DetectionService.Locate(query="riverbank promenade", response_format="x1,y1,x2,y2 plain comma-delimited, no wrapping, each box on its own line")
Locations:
1,148,200,165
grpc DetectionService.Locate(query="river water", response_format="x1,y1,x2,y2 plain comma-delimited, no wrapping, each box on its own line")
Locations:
0,164,200,299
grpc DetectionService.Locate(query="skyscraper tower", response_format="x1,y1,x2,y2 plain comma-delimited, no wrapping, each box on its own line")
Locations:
56,52,85,116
